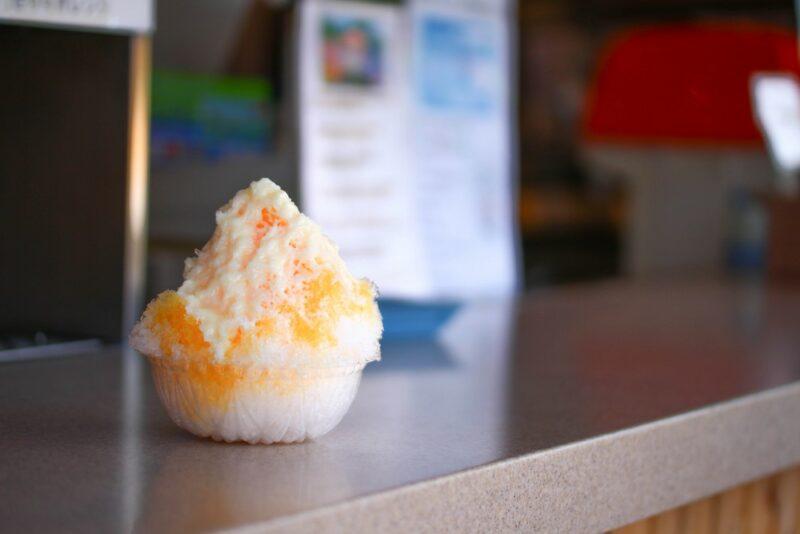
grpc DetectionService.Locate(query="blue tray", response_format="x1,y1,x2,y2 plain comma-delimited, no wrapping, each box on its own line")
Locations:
378,300,460,341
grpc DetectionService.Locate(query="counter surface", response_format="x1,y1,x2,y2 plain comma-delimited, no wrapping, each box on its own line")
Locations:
3,279,800,532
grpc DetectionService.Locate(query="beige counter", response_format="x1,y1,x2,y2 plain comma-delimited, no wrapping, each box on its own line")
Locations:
2,278,800,532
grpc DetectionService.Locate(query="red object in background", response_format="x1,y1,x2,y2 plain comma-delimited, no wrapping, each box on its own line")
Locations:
583,23,800,146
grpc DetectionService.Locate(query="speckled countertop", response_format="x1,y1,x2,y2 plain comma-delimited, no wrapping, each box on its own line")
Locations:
3,279,800,533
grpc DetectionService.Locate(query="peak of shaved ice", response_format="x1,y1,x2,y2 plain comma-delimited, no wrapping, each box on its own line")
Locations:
131,178,382,369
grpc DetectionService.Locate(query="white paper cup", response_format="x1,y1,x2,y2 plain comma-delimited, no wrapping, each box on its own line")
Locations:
149,358,365,444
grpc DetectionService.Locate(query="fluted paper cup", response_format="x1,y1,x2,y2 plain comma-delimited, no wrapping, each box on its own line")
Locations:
149,358,364,444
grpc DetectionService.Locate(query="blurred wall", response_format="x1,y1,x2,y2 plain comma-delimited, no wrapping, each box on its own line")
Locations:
154,0,251,72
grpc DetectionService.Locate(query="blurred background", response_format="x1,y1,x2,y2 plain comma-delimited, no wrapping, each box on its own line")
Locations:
2,0,800,354
147,0,800,291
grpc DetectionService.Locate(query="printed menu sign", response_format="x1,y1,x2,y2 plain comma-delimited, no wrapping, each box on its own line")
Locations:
299,0,429,298
410,0,516,298
299,0,516,300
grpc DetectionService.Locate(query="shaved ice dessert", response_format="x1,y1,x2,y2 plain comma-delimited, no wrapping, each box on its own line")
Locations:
130,178,382,444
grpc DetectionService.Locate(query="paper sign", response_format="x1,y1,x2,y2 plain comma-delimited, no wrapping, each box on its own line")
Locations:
299,0,517,300
409,0,516,298
752,73,800,193
299,0,430,298
0,0,152,33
